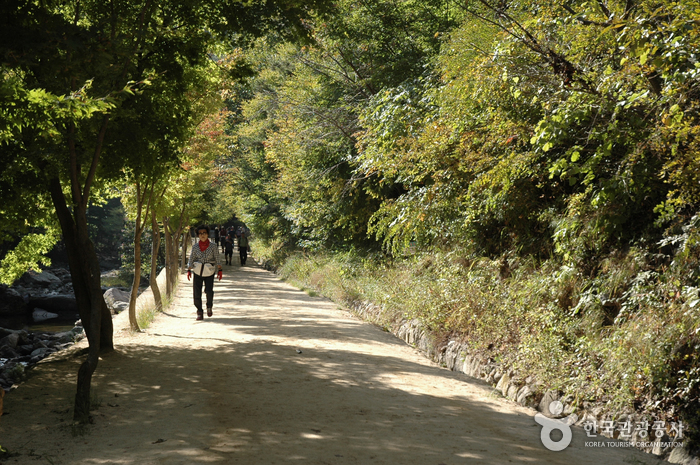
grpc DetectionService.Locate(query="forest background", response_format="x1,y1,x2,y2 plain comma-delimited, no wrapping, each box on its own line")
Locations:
220,0,700,453
1,0,700,454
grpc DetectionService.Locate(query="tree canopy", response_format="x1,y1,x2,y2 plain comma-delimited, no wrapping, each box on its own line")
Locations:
0,0,335,423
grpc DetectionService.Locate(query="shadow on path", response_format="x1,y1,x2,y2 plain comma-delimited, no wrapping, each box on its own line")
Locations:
0,262,663,465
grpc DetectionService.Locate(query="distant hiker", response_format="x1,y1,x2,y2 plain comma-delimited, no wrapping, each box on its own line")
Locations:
224,235,234,265
213,227,220,247
238,231,250,266
187,225,223,321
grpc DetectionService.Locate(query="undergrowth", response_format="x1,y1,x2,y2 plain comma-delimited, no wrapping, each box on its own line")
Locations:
259,242,700,451
135,284,176,330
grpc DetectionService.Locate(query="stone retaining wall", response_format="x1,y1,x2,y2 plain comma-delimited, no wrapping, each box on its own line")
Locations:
348,300,699,465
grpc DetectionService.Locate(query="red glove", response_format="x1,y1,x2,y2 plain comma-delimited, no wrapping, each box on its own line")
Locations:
187,270,191,281
218,270,223,281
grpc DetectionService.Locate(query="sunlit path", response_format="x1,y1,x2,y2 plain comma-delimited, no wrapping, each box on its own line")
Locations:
0,262,663,464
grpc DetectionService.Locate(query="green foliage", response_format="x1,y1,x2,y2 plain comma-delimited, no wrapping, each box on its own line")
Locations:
118,222,165,284
0,229,60,285
87,197,125,255
223,0,457,250
349,0,700,263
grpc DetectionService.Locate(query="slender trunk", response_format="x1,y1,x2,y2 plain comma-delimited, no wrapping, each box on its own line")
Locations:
128,184,145,332
128,223,143,332
163,217,173,298
128,180,156,331
49,178,113,423
164,218,180,295
149,210,162,311
180,230,188,272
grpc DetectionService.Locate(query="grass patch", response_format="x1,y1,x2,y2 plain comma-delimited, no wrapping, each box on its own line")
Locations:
135,286,175,330
101,275,131,288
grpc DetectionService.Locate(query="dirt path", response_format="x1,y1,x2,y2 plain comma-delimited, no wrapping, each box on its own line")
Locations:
0,262,665,464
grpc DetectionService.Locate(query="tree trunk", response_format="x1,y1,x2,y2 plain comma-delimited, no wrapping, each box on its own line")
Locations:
128,224,143,332
150,210,162,311
164,218,180,296
49,178,113,423
163,217,174,299
180,230,188,272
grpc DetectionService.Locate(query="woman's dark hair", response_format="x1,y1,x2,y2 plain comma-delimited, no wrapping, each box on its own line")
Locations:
196,225,210,235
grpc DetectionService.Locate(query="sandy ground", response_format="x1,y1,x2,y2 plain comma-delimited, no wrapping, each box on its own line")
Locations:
0,261,667,465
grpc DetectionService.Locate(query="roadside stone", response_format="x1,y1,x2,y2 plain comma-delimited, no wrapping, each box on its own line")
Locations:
104,287,130,304
506,383,519,400
516,385,533,406
653,433,673,456
496,371,510,396
668,445,700,465
538,390,560,417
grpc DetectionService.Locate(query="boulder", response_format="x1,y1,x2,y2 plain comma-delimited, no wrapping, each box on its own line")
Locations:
0,285,25,318
104,287,130,304
516,385,533,406
54,327,84,344
538,390,561,417
0,332,20,349
104,288,131,314
111,301,129,314
495,371,511,396
668,445,700,465
0,346,19,359
32,308,59,323
20,270,62,287
30,347,53,358
49,268,72,283
26,294,78,321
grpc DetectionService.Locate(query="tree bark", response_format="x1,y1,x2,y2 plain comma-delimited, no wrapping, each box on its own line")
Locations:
128,223,143,332
163,217,174,299
49,178,113,423
180,230,189,272
149,209,163,311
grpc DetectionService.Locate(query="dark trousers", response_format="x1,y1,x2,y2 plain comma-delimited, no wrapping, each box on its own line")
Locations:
239,246,247,265
225,250,233,262
193,273,215,314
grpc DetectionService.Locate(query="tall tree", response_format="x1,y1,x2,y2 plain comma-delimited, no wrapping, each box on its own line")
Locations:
0,0,333,423
224,0,455,249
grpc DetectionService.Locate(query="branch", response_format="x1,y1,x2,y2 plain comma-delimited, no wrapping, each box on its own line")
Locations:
460,0,598,94
561,4,610,27
67,123,83,207
596,0,611,20
81,114,110,209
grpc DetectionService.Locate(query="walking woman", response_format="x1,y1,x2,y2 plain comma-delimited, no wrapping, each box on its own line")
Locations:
187,225,223,320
